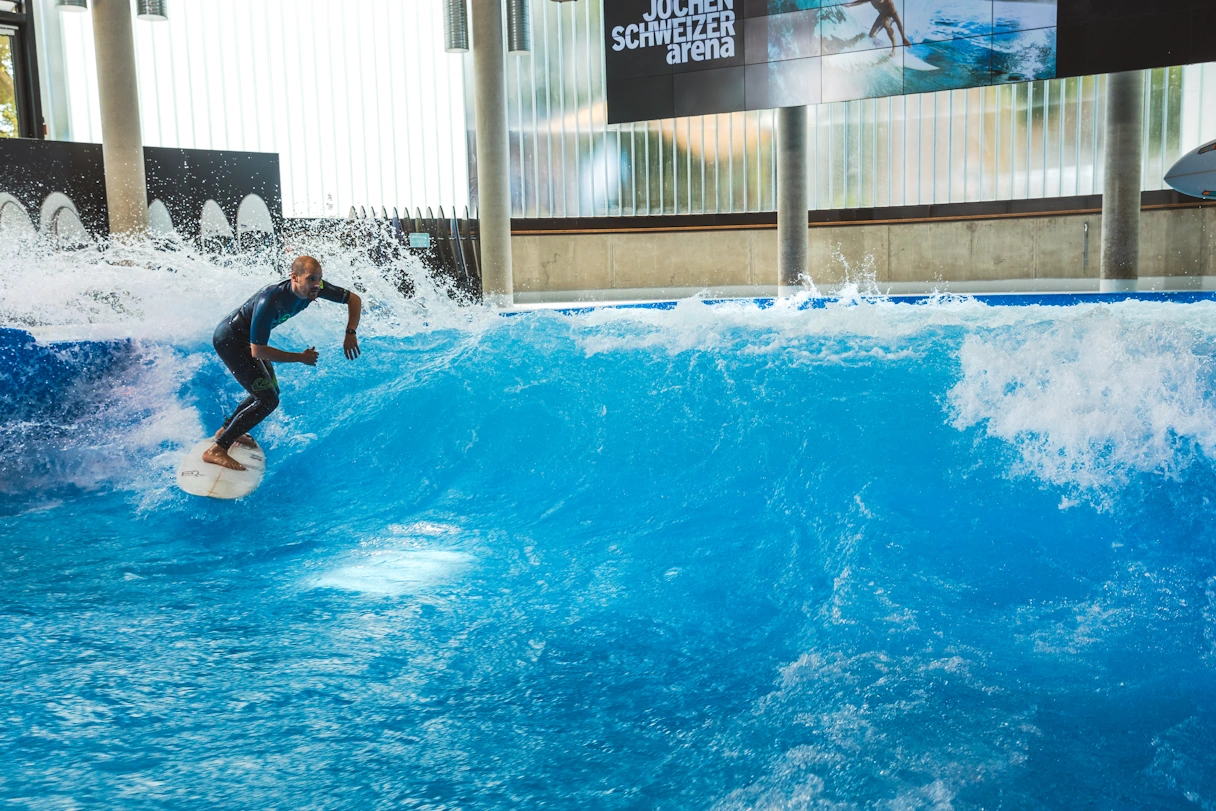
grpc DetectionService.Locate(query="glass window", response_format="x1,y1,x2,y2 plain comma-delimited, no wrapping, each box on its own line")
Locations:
0,28,19,138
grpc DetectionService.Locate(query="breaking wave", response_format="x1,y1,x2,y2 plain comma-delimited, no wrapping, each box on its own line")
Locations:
2,232,1214,809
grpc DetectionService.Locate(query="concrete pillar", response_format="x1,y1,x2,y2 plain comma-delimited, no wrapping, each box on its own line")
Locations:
91,0,148,238
776,105,809,296
1100,70,1144,292
471,0,513,307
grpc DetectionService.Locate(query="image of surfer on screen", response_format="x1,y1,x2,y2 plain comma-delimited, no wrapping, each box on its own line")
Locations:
845,0,911,55
203,255,363,471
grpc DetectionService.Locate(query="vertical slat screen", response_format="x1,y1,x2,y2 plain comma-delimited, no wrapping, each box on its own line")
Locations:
57,0,469,218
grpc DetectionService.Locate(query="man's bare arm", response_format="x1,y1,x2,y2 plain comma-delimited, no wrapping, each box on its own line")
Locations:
346,292,362,333
343,293,363,361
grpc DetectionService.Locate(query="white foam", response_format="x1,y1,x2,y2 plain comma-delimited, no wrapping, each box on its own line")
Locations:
948,307,1216,497
563,287,1078,364
0,225,499,347
311,549,474,596
0,343,204,499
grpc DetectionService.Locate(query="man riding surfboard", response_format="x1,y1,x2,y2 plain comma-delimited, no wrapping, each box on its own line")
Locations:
204,255,362,471
846,0,911,55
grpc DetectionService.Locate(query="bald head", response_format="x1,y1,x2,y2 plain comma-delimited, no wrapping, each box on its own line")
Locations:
291,255,321,277
288,255,325,301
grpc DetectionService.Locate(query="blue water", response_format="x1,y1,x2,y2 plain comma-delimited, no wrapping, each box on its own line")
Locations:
2,290,1216,809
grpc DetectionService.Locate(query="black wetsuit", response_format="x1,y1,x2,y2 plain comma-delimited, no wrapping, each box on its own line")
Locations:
213,278,350,449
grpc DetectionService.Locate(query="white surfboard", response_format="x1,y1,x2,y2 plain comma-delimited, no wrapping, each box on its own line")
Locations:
859,37,937,71
1165,139,1216,200
176,439,266,499
903,51,939,71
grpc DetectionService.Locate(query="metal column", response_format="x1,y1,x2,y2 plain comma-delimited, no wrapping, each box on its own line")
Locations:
471,0,513,306
777,105,809,296
1100,71,1144,292
91,0,148,238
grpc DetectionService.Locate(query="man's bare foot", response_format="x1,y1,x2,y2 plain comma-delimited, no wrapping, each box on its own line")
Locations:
202,444,246,471
214,429,257,448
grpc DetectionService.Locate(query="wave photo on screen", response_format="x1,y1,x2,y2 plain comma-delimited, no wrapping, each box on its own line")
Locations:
605,0,1059,121
902,0,1057,93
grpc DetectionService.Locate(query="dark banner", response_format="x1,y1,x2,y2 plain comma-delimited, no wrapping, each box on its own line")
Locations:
605,0,1214,123
0,138,282,238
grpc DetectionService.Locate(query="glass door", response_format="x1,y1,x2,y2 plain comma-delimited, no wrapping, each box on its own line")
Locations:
0,25,18,138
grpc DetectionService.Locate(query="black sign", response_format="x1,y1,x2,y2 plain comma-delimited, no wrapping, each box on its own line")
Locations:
605,0,1215,124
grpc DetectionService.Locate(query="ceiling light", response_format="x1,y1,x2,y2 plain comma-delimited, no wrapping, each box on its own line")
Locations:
137,0,167,21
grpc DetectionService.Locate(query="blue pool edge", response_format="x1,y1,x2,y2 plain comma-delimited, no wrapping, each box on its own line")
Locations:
503,289,1216,316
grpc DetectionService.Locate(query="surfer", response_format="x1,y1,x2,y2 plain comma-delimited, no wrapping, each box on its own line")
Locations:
845,0,911,55
203,255,362,471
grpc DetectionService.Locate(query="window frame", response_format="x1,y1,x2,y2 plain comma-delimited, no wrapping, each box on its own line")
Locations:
0,4,44,139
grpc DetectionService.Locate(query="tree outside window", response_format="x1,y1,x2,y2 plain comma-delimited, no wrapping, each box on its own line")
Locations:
0,32,19,138
0,33,18,138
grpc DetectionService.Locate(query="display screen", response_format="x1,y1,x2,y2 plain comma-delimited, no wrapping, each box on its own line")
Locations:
605,0,1059,122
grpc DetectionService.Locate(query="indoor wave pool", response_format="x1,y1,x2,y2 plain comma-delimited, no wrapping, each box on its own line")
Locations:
2,239,1215,810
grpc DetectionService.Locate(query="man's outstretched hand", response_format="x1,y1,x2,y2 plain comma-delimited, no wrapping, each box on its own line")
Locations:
300,346,318,366
344,333,361,360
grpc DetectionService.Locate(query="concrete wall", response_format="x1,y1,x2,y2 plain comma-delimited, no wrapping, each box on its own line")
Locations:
512,205,1216,303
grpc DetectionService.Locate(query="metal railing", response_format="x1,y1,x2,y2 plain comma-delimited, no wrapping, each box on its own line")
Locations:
345,205,481,300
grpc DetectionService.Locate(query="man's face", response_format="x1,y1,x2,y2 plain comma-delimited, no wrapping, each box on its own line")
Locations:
291,266,323,300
